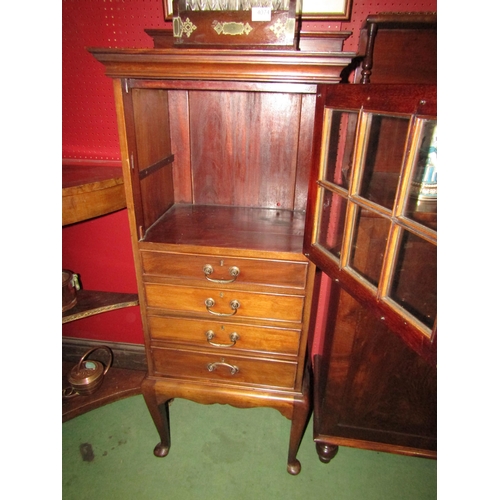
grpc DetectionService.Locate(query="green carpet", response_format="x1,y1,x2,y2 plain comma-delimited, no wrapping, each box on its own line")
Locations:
62,395,436,499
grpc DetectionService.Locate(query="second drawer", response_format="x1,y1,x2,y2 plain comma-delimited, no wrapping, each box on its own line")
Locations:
144,283,305,323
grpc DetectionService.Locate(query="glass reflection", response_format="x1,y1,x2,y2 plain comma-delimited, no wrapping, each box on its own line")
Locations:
405,120,437,229
317,190,347,259
359,114,410,210
349,207,391,287
323,110,359,190
390,230,437,329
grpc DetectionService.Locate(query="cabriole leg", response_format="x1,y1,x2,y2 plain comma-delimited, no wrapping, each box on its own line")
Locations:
286,367,312,475
142,379,171,458
287,401,310,475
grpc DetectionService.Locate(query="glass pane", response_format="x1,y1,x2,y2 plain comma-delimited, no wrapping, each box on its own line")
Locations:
390,230,437,329
359,114,411,210
349,206,391,287
323,110,359,190
405,120,437,230
316,189,347,259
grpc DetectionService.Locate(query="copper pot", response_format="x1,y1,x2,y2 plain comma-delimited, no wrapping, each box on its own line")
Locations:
62,270,80,312
66,346,113,397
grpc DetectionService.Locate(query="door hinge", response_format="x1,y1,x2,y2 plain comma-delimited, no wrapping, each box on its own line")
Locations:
124,79,129,93
130,153,135,171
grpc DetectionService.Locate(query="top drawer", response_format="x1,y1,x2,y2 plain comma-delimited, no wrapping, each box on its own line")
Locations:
141,251,308,289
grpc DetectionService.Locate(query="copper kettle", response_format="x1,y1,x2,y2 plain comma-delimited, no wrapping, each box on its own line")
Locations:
63,346,113,398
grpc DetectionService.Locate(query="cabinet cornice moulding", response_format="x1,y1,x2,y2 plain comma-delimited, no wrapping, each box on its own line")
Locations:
88,47,355,84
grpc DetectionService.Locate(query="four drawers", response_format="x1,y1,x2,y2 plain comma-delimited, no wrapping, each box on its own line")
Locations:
141,248,308,389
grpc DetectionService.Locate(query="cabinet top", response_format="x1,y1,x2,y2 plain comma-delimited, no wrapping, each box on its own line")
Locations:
88,47,355,84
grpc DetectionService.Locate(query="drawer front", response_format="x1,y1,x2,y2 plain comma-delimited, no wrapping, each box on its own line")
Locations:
148,315,300,356
151,347,297,389
141,251,308,289
144,283,305,323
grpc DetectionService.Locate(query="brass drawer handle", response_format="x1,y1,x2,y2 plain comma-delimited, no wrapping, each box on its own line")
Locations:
207,360,239,375
205,330,240,347
204,298,240,316
203,264,240,284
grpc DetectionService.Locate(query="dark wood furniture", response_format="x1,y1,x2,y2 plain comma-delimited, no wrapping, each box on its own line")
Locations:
146,27,351,53
62,162,140,322
62,161,127,226
89,18,437,472
62,290,139,324
309,14,437,464
90,40,355,474
171,0,299,49
62,162,144,419
355,12,437,84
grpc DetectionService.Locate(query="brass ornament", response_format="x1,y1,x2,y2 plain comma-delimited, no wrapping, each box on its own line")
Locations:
269,18,294,38
173,17,198,38
212,21,253,36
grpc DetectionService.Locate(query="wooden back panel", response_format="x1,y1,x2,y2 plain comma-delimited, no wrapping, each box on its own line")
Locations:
189,90,302,209
169,87,316,211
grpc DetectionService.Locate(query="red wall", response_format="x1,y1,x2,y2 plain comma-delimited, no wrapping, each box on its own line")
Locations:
62,210,141,343
62,0,437,345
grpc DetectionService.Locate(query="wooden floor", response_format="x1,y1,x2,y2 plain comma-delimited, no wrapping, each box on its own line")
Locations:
62,361,146,422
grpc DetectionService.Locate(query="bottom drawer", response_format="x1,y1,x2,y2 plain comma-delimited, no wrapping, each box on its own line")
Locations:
151,347,297,390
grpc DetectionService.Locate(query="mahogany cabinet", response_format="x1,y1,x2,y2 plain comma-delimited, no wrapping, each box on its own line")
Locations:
307,14,437,463
90,41,354,474
89,21,437,473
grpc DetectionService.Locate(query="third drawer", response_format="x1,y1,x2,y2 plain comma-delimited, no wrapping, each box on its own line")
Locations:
148,314,301,356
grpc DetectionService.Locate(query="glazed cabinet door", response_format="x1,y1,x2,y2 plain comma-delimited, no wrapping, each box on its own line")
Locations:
305,84,437,363
304,83,437,459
